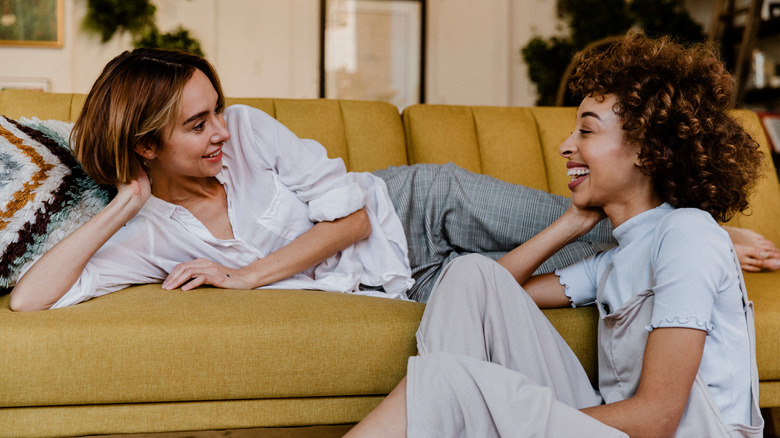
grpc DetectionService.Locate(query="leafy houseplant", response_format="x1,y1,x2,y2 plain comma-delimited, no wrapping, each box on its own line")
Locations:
522,0,705,105
135,25,203,56
82,0,204,56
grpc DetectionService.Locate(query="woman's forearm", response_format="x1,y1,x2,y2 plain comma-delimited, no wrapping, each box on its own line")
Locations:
580,327,705,438
498,210,601,285
241,208,372,288
10,183,148,311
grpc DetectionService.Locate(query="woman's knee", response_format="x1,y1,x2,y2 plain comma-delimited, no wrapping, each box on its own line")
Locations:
446,253,498,272
437,254,500,288
430,254,510,301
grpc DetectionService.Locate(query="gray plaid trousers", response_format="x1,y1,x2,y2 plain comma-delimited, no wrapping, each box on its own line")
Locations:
373,163,615,303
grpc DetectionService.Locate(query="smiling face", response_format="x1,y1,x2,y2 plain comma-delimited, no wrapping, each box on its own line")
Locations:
139,68,231,188
559,94,660,225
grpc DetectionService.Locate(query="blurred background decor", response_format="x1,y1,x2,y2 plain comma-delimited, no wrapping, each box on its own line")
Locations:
82,0,203,56
0,0,63,47
521,0,706,106
320,0,424,110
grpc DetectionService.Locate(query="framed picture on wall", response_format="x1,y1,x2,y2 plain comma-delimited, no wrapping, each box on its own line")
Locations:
0,0,64,47
320,0,425,110
0,77,50,91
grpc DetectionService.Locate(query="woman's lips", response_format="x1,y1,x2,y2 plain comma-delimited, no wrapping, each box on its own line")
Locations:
566,162,589,190
202,148,223,162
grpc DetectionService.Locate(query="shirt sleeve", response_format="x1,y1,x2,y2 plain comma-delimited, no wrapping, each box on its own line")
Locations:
648,209,734,333
47,217,168,309
555,249,613,308
223,105,366,222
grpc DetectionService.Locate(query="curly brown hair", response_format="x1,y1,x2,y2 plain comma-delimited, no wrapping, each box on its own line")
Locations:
568,33,764,222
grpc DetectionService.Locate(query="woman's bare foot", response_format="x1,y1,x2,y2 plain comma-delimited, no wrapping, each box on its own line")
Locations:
724,226,780,272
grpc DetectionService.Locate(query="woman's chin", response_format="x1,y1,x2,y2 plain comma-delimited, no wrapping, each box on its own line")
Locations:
570,195,592,209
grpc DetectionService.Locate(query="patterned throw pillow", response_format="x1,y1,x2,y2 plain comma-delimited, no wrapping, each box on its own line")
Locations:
0,116,110,291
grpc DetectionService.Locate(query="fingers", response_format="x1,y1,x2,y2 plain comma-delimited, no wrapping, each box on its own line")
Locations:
178,276,207,291
162,258,235,290
115,170,152,209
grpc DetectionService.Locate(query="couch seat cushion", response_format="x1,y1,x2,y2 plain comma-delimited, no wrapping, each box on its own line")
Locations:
745,271,780,381
0,286,424,407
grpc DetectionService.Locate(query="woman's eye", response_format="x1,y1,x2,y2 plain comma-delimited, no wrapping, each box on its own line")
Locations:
579,129,591,135
194,121,205,131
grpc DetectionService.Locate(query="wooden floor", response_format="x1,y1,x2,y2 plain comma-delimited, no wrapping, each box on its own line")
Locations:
76,408,780,437
80,425,355,438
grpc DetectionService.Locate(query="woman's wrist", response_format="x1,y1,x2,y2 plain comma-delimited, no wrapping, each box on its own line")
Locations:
549,215,595,245
236,265,263,289
555,207,606,242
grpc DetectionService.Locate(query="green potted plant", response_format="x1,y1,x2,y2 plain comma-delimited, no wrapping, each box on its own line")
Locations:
522,0,705,106
82,0,204,56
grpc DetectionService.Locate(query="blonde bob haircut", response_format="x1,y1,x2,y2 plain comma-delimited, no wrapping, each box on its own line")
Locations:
71,48,225,186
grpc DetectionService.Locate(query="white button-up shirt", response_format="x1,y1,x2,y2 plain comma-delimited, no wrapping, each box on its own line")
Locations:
50,105,413,308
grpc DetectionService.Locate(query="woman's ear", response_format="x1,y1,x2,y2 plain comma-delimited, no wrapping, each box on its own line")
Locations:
134,142,156,160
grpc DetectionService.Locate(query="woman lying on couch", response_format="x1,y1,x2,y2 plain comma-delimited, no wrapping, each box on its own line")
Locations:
347,33,764,438
9,48,779,311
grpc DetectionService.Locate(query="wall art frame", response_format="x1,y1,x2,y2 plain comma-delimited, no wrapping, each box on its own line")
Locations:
0,0,64,47
0,77,50,91
320,0,425,109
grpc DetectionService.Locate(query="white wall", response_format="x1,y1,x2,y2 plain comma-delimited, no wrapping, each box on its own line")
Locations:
204,0,321,98
0,0,709,107
425,0,563,106
510,0,566,106
425,0,513,106
0,0,322,99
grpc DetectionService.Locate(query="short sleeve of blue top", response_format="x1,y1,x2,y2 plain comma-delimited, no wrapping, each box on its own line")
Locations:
556,203,752,426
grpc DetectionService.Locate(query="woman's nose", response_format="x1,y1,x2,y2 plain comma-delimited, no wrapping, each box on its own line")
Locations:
212,119,231,144
559,132,576,158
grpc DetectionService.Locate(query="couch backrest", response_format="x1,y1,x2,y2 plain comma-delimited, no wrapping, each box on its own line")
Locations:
0,90,408,174
2,89,777,243
402,103,780,244
402,104,581,196
722,110,780,243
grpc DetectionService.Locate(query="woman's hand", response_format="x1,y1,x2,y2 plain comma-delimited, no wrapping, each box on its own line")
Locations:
161,208,372,292
559,202,607,240
162,258,251,291
116,167,152,211
498,202,606,288
724,226,780,272
10,169,154,311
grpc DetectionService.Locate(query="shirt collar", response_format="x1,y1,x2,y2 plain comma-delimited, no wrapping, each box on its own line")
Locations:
611,203,674,247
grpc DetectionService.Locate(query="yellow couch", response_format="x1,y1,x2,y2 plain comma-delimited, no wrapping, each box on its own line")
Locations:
0,89,778,437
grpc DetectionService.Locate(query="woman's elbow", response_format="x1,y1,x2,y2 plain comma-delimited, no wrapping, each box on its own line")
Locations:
642,405,685,438
650,419,681,438
9,289,53,312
